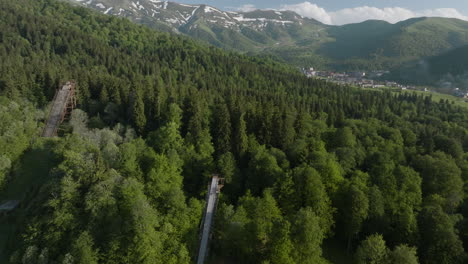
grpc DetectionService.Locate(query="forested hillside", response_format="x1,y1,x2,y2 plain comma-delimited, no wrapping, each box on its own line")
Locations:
63,0,468,70
1,0,468,263
389,44,468,88
320,17,468,70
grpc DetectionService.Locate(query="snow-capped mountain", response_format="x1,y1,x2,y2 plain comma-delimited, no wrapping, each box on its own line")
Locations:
72,0,316,29
65,0,329,52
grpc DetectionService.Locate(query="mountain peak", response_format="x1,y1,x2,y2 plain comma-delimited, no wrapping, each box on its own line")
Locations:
66,0,312,29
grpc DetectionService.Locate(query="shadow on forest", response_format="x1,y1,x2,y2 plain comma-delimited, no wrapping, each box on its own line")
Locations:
0,139,59,263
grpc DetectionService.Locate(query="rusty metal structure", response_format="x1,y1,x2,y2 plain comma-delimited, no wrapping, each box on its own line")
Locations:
42,81,77,137
197,174,224,264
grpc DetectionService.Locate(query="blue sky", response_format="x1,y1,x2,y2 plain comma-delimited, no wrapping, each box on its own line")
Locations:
178,0,468,25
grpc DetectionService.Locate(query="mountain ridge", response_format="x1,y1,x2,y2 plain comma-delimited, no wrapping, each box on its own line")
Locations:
64,0,468,70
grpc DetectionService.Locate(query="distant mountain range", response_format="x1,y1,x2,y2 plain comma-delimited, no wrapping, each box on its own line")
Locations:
64,0,468,71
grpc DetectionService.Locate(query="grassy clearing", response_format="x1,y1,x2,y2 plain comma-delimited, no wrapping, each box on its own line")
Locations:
358,85,468,109
402,90,468,109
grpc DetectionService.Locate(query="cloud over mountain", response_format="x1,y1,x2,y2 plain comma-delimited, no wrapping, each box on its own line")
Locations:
235,4,257,12
276,2,468,25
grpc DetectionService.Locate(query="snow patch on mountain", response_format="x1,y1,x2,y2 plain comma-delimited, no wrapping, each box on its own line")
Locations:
233,15,256,22
191,6,199,16
69,0,303,33
178,3,195,8
204,6,220,13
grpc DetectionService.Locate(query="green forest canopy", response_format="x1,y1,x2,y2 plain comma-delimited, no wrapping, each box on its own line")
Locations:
1,0,468,263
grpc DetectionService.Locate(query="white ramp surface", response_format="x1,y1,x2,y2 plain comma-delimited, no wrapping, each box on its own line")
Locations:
197,176,221,264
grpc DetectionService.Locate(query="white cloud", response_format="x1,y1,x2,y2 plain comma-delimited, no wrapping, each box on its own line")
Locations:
234,4,257,12
330,6,415,25
279,2,468,25
279,2,332,24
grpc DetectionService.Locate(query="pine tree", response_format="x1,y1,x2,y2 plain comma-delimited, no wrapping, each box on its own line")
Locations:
130,89,147,134
213,102,232,156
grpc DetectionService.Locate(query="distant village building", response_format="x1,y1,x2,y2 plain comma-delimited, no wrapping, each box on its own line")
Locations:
348,72,366,78
301,67,409,91
453,88,468,98
303,67,317,77
333,73,347,78
368,70,389,78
